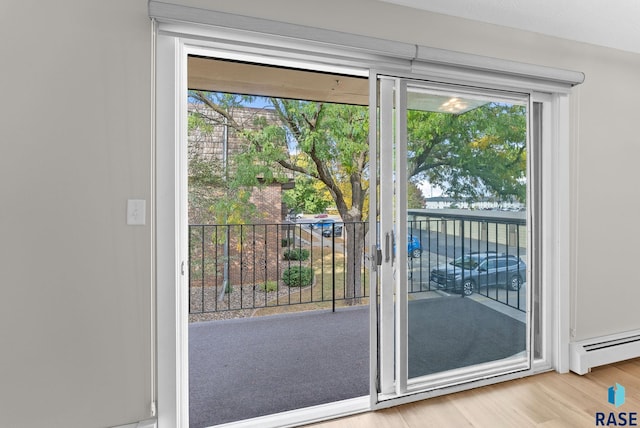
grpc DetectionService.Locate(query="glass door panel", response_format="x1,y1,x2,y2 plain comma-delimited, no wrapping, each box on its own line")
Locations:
377,76,531,398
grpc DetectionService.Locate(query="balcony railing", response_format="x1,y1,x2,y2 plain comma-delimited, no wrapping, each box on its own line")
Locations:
189,212,527,319
408,210,527,312
188,221,368,317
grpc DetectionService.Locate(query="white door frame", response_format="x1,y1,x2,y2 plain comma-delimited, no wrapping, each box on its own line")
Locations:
152,7,580,425
376,76,396,396
374,75,540,404
155,33,190,428
155,34,375,428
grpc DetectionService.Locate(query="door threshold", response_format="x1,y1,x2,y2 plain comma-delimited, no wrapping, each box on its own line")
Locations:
209,396,370,428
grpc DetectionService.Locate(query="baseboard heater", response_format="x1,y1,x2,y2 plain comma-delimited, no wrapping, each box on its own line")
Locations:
570,329,640,375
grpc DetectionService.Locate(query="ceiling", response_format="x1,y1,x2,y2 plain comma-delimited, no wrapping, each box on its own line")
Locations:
380,0,640,55
189,57,498,113
189,56,369,105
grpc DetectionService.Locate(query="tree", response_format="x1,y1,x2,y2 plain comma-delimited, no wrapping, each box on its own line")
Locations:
407,103,527,203
188,112,224,224
407,182,427,209
235,99,370,304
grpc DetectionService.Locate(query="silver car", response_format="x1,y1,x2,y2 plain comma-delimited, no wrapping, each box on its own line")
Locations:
430,252,526,296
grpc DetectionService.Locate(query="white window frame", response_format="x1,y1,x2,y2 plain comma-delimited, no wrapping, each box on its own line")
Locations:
151,3,581,426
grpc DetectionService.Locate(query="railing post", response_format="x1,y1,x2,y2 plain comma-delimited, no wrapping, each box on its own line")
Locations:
332,223,336,313
460,219,465,298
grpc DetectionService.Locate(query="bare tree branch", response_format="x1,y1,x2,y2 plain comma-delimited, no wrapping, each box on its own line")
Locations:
191,91,243,131
276,159,320,180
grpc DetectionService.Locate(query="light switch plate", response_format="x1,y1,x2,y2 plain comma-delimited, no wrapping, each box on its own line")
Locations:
127,199,146,225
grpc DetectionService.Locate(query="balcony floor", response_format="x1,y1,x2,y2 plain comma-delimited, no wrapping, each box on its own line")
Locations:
189,294,525,427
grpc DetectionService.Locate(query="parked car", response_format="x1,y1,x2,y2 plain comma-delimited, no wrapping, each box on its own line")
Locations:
407,234,422,258
376,232,424,258
430,252,525,296
285,210,303,221
311,218,339,229
321,226,422,257
322,224,343,237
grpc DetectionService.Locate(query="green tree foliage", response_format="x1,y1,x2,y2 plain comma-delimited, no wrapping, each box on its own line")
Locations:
407,103,527,203
282,176,333,214
237,99,369,223
233,98,370,304
407,182,427,209
188,112,223,224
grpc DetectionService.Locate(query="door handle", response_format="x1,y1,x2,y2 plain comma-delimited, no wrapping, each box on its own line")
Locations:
391,230,396,265
385,233,390,262
374,246,383,266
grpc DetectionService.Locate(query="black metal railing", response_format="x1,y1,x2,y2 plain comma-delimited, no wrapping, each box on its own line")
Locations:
189,212,527,317
188,221,369,315
407,211,527,312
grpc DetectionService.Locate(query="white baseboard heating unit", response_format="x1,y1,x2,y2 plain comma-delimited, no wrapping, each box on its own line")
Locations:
570,329,640,375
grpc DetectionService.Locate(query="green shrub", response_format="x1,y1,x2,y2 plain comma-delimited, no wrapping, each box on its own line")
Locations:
282,266,313,287
283,248,310,261
259,280,278,292
281,238,293,247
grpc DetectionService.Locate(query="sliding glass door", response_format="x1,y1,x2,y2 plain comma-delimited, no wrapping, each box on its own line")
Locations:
376,76,532,399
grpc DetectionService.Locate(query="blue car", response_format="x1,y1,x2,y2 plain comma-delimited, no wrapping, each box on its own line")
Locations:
322,224,343,237
391,233,423,258
407,234,422,258
311,218,340,229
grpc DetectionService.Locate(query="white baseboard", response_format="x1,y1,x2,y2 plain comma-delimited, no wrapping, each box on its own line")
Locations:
570,329,640,375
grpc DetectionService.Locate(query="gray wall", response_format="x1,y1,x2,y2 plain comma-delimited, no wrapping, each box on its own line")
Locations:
1,0,639,426
0,1,152,427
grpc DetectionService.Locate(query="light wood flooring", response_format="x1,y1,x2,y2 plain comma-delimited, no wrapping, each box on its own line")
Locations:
308,358,640,427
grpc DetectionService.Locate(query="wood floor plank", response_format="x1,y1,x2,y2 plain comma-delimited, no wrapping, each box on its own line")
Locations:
587,364,640,408
616,359,640,378
537,373,602,414
446,383,536,427
396,395,474,428
305,358,640,428
309,408,409,428
531,373,600,426
484,376,565,425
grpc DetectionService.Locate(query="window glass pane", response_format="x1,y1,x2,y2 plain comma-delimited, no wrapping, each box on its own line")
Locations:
405,83,529,382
